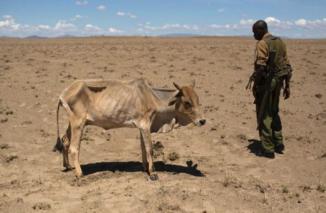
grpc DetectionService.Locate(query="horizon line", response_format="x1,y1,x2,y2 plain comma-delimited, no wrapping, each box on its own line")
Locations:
1,34,326,40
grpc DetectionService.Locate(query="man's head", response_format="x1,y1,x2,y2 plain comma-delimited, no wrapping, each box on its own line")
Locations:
252,20,268,40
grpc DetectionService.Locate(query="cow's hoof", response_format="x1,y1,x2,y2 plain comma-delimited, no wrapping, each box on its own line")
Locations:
149,173,159,181
75,172,83,178
62,167,73,172
63,165,73,172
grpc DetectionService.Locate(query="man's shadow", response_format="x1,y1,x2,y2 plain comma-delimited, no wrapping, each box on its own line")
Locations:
247,139,262,156
81,160,204,177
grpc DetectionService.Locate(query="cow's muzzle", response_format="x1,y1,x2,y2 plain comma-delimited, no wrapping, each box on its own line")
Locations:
194,119,206,127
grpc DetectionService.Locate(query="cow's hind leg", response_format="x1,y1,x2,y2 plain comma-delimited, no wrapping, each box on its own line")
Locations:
62,124,72,171
140,128,158,181
69,118,85,177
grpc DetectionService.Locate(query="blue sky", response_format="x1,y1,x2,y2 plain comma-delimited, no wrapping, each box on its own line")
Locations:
0,0,326,38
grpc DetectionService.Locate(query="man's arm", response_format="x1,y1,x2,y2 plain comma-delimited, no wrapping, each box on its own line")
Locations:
255,40,269,67
282,42,292,100
253,40,269,84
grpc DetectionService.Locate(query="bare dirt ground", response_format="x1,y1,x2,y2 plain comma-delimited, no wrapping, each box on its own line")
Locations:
0,37,325,213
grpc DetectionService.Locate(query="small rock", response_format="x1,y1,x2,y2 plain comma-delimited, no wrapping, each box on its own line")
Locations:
153,141,165,158
32,202,51,210
1,118,8,123
237,134,247,141
10,179,18,185
6,154,18,163
16,197,24,203
40,129,50,137
168,152,179,161
5,110,13,115
21,120,32,125
0,144,9,149
153,141,164,151
315,94,322,99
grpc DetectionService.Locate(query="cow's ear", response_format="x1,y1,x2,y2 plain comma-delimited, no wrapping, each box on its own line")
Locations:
173,82,181,91
191,80,196,88
168,97,177,106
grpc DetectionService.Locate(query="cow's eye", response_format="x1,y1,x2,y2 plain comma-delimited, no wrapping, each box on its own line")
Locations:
184,101,192,109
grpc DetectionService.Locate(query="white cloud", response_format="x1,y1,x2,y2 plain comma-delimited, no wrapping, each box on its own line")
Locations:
0,18,12,28
142,23,199,31
295,19,307,26
0,15,122,37
260,17,326,30
70,15,82,22
210,16,309,31
240,19,255,25
207,16,326,37
117,12,125,16
71,14,83,21
75,0,88,6
265,17,281,25
108,27,123,33
294,18,326,29
84,24,101,32
217,8,225,13
54,20,76,31
97,5,106,11
117,11,137,19
1,14,326,38
209,24,222,29
0,15,20,30
209,23,239,30
3,15,13,20
37,25,50,30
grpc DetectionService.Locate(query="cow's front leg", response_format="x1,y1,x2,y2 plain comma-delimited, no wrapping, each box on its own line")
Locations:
140,128,158,180
140,130,148,172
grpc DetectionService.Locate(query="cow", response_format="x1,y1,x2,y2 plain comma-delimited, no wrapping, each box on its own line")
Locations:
53,78,205,180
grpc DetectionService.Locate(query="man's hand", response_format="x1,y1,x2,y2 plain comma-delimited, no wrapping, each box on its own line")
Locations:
283,86,290,99
283,74,291,100
252,84,257,98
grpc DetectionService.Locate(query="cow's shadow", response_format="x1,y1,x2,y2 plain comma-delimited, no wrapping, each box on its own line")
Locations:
81,160,204,177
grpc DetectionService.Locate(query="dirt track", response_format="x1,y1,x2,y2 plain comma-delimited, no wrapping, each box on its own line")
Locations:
0,37,325,212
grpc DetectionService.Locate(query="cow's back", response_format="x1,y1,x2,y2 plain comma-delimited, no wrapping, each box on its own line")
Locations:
85,78,158,128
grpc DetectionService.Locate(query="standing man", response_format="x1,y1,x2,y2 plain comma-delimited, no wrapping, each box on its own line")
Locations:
248,20,292,158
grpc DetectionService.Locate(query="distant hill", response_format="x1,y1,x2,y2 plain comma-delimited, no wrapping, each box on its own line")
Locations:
0,36,20,39
159,33,204,37
55,34,77,38
24,34,77,39
24,35,48,39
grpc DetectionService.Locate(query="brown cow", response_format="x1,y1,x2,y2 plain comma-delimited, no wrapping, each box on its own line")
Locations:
53,78,205,180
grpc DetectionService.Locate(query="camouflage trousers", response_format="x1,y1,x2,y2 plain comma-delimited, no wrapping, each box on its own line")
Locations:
255,77,283,153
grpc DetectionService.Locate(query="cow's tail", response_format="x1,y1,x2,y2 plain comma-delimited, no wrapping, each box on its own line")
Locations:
53,98,63,153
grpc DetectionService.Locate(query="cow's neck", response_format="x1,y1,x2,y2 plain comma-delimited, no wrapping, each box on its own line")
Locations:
150,104,177,133
156,104,176,115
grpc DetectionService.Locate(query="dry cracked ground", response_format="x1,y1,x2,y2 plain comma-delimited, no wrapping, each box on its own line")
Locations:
0,37,325,213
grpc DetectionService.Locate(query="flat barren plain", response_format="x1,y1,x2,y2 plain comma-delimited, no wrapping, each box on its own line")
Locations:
0,37,325,212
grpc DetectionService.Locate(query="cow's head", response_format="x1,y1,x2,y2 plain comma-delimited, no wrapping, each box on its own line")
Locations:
168,81,206,127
